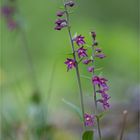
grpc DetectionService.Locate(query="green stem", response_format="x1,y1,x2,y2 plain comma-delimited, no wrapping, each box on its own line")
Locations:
64,5,85,128
20,30,39,91
91,45,102,140
14,0,39,92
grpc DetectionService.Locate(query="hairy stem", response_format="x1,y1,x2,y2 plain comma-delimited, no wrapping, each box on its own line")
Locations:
91,45,102,140
64,5,85,128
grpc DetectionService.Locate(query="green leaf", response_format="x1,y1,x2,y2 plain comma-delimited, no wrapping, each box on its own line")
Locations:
66,52,73,56
90,56,94,61
98,71,103,76
59,6,64,9
96,111,107,120
72,32,78,39
80,75,91,80
84,44,92,48
94,67,103,71
82,131,94,140
68,11,74,14
62,99,83,121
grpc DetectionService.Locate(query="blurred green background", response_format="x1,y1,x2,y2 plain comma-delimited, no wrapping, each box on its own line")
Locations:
0,0,139,140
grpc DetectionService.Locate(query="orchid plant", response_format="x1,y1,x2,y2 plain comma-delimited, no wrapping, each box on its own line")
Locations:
54,1,110,140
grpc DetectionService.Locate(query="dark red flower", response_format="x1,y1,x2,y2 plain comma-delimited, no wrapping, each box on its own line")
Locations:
88,66,94,73
92,76,109,91
64,58,76,71
82,59,92,65
7,18,17,30
84,113,94,127
65,1,75,7
1,6,14,17
77,46,87,58
95,53,106,59
55,19,67,30
95,48,102,53
73,35,85,46
57,11,65,17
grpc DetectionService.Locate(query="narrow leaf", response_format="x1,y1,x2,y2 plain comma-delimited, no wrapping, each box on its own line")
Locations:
73,32,77,39
66,52,73,56
62,99,83,121
80,75,91,80
96,111,107,120
94,67,103,71
90,56,94,61
98,71,103,76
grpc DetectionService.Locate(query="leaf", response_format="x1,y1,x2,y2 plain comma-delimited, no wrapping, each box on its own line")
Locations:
98,71,103,77
72,32,77,39
68,11,74,14
66,52,73,56
80,75,91,80
96,111,107,120
94,67,103,71
78,58,84,64
84,44,92,48
62,99,83,121
90,56,94,61
59,6,64,9
82,131,94,140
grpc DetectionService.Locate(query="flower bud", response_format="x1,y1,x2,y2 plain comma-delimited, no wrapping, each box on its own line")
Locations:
57,11,65,17
65,1,75,7
91,31,96,40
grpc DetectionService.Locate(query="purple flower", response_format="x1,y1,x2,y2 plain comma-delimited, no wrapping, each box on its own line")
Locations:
88,66,94,73
95,48,102,53
92,76,109,90
7,18,17,30
64,58,76,71
57,11,65,17
91,31,96,40
55,19,67,30
73,35,85,46
65,1,75,7
97,97,110,110
84,113,94,127
82,59,91,65
95,53,106,59
97,89,110,110
1,6,14,17
97,90,110,99
77,46,87,58
92,76,108,85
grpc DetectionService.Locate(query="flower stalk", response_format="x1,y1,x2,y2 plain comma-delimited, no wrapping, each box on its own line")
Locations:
91,36,102,140
64,4,85,128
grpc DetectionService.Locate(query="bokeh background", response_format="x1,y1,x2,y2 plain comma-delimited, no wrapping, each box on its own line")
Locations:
0,0,139,140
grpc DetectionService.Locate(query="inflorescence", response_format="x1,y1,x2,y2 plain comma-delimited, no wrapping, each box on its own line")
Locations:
54,0,110,127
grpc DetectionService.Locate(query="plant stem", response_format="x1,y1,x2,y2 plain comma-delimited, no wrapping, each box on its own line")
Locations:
64,5,85,128
20,30,39,91
119,110,128,140
91,45,102,140
14,0,39,92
